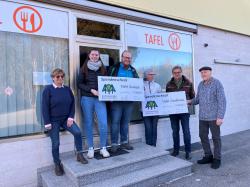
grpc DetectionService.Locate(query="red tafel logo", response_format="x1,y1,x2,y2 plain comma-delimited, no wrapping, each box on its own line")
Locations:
13,5,43,33
168,33,181,50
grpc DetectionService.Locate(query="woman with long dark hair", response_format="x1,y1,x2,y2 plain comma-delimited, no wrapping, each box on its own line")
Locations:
77,49,110,158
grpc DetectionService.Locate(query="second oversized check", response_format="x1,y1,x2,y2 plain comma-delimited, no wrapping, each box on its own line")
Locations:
98,76,144,101
142,91,188,116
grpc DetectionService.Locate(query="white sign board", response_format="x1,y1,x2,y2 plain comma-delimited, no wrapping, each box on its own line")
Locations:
0,1,68,38
142,91,188,116
98,76,144,101
126,23,192,53
33,72,52,85
100,54,109,66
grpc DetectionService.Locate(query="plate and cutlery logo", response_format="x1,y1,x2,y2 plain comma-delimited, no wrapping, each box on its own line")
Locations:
13,5,43,33
168,32,181,50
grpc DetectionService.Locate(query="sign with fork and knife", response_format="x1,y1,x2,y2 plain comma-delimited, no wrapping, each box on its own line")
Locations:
0,1,68,38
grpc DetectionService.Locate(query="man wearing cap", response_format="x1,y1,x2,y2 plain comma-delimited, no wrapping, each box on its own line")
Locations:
166,65,195,160
143,68,162,146
188,66,226,169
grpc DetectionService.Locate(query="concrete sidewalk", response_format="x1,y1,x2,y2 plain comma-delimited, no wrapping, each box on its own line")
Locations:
162,130,250,187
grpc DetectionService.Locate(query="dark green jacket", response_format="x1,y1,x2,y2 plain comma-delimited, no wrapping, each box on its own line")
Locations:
108,62,139,78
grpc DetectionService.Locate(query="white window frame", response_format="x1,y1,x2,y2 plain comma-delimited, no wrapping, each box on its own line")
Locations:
72,10,125,47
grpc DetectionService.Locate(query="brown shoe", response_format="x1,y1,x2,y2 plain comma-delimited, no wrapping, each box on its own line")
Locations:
55,162,64,176
77,153,88,164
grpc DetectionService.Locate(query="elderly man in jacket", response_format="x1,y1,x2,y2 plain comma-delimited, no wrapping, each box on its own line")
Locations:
188,66,226,169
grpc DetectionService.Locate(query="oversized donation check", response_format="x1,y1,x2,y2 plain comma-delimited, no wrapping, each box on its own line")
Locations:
98,76,144,101
142,91,188,116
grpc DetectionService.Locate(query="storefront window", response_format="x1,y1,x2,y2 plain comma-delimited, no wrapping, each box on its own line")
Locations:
126,24,194,121
0,31,69,138
77,18,120,40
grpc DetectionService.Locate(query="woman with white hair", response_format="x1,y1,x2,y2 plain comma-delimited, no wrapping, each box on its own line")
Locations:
143,68,162,146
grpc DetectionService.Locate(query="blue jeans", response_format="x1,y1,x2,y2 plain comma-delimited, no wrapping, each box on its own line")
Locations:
143,116,159,146
169,113,191,153
111,101,134,145
81,96,108,148
49,119,82,164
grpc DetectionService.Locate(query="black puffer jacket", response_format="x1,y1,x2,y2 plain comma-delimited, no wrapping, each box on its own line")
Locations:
77,68,105,97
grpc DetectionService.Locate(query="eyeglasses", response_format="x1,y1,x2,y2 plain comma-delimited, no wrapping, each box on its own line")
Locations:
123,56,131,59
173,72,182,74
55,75,64,79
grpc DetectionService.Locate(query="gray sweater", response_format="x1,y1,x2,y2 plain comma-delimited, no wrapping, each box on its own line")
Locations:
192,77,226,121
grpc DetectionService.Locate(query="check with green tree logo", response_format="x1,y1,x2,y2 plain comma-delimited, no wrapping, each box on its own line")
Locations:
142,91,188,116
98,76,144,101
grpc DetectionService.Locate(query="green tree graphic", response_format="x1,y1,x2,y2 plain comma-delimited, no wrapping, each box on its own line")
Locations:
145,101,158,110
102,84,116,94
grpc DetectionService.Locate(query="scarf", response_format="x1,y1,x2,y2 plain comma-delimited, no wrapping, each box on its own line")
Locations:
87,60,102,71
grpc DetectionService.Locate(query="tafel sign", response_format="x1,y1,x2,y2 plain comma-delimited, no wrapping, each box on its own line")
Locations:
0,1,68,38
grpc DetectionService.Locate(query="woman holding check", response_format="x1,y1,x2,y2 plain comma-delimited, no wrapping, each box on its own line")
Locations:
143,68,162,146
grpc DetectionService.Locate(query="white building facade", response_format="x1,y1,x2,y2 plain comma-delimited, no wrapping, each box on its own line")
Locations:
0,0,250,186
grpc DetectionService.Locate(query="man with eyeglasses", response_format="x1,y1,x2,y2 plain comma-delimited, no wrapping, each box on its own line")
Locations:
108,50,139,153
166,65,195,160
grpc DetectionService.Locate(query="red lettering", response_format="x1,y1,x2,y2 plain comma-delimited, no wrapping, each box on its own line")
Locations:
145,33,164,46
145,33,149,44
149,35,154,44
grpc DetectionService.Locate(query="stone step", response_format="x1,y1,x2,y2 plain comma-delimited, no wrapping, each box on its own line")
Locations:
62,143,169,186
40,155,192,187
40,170,76,187
38,143,193,187
85,155,192,187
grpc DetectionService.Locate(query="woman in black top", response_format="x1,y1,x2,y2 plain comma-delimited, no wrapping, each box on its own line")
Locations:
78,49,110,159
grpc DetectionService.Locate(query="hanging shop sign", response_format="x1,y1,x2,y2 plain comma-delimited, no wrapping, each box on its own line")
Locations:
0,1,68,38
126,23,192,53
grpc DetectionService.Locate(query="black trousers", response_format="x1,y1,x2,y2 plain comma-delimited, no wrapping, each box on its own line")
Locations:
199,120,221,160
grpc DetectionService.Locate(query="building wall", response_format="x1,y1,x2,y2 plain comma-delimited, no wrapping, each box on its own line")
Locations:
131,25,250,149
97,0,250,36
1,24,250,187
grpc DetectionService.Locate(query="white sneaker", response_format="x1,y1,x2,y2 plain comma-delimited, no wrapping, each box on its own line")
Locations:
87,148,94,159
100,148,110,158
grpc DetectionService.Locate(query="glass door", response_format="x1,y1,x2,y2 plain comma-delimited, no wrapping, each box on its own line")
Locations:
76,43,121,150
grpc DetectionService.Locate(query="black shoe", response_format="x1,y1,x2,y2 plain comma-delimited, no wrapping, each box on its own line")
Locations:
211,159,221,169
171,150,179,157
197,155,213,164
77,153,88,164
111,145,119,153
55,162,64,176
185,152,191,160
120,143,134,150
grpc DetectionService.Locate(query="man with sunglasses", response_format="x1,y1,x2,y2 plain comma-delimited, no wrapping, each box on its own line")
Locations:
166,65,195,160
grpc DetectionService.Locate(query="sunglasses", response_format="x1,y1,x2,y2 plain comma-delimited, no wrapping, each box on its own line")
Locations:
55,75,64,79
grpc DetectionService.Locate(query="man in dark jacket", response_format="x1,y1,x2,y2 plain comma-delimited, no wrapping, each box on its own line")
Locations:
166,65,195,160
108,50,139,153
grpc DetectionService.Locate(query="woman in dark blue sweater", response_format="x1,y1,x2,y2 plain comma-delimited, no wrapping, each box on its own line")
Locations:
77,49,110,159
42,68,88,176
